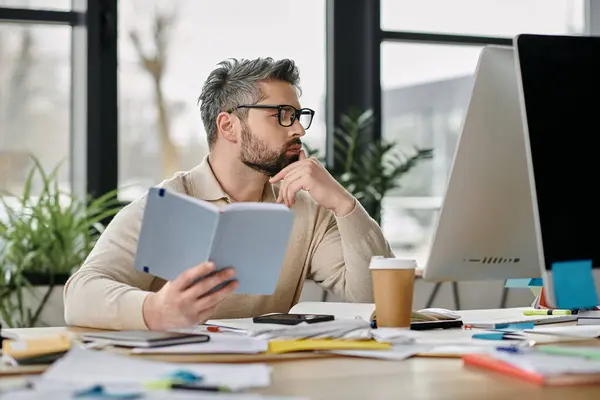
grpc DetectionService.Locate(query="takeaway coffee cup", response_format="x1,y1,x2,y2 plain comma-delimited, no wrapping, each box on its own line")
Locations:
370,257,417,328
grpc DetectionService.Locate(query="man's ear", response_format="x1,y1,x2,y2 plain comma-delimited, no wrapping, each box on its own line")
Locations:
216,112,238,144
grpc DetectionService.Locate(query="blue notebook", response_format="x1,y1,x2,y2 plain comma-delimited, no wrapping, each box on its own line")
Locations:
133,187,295,295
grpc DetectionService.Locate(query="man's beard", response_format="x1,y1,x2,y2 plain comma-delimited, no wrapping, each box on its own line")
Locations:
239,123,301,176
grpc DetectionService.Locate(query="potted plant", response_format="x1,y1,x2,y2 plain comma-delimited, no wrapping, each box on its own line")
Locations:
305,108,433,223
0,157,122,328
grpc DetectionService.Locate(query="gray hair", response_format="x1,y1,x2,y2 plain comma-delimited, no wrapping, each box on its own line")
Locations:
198,57,301,148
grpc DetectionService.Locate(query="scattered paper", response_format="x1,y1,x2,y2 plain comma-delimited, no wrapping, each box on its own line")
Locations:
371,328,415,344
203,318,258,333
326,344,432,361
288,301,375,322
8,388,307,400
38,347,271,391
204,318,373,340
525,325,600,338
400,327,521,346
245,319,372,340
132,333,268,355
420,345,494,356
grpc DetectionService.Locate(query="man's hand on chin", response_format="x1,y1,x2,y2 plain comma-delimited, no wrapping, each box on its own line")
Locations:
269,150,356,217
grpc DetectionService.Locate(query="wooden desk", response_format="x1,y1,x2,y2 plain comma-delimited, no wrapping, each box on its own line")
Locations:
3,327,600,399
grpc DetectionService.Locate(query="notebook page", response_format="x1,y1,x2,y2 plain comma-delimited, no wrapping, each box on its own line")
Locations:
209,206,294,295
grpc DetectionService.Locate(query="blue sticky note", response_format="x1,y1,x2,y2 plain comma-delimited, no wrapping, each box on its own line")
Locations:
505,279,531,288
494,322,535,331
505,278,543,288
552,259,599,309
528,278,543,286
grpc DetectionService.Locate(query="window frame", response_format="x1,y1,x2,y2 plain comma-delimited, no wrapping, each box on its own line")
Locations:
0,0,117,202
375,0,598,255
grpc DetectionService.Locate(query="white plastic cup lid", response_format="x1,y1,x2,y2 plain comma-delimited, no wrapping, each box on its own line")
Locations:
369,257,417,270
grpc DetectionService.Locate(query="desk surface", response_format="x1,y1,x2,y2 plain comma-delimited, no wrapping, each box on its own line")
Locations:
3,327,600,400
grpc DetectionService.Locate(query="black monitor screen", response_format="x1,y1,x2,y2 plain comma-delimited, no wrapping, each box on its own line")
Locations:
516,34,600,270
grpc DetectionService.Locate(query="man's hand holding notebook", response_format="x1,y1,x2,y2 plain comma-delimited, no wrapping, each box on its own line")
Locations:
132,188,294,330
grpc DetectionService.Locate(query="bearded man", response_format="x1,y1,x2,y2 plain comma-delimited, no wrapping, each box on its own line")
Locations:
64,57,393,330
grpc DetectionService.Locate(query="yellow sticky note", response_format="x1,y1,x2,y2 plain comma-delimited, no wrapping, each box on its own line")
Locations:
2,335,72,360
267,339,391,354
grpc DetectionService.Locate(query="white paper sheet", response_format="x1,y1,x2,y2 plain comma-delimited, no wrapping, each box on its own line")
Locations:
39,347,271,391
203,318,373,340
325,344,432,361
525,325,600,338
247,319,372,340
204,318,276,332
420,345,495,356
132,333,268,354
8,388,307,400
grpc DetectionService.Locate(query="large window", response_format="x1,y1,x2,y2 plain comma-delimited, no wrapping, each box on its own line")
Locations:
380,43,481,264
380,1,586,266
0,23,71,195
118,0,326,201
381,0,585,37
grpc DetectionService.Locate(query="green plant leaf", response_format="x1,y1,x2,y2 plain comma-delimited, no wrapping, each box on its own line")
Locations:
322,108,434,221
0,156,123,326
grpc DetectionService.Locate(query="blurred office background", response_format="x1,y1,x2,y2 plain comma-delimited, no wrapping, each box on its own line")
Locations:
0,1,597,325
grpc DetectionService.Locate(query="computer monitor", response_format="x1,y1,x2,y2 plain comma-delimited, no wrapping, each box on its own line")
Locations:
515,34,600,307
422,45,542,282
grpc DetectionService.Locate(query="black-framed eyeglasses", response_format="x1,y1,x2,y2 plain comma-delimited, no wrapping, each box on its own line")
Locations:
227,104,315,130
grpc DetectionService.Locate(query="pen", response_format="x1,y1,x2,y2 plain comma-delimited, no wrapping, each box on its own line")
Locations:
496,346,522,353
204,324,246,333
171,383,231,392
523,309,571,316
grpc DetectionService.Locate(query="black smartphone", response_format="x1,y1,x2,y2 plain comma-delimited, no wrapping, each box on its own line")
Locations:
253,313,334,325
409,319,463,331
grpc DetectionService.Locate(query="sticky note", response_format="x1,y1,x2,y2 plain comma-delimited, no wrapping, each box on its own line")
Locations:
505,278,543,288
494,322,535,331
267,339,391,354
472,332,506,341
552,259,599,310
3,335,71,360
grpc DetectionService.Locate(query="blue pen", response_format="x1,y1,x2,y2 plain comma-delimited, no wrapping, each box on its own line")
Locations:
496,346,521,354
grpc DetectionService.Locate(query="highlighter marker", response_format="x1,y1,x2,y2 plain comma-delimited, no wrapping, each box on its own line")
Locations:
522,309,571,316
